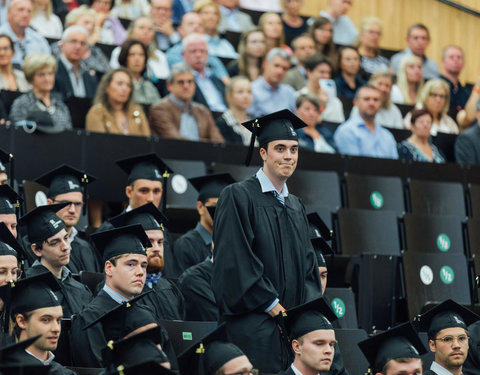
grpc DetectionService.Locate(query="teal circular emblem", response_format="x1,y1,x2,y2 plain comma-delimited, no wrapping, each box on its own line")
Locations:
440,266,455,285
331,298,346,318
369,191,384,209
436,234,451,252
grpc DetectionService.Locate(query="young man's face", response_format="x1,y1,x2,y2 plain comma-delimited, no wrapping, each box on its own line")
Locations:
429,327,468,371
49,191,83,228
293,329,336,372
32,229,70,269
105,254,148,299
18,305,63,352
146,229,164,274
260,140,298,182
126,179,163,209
319,266,328,294
0,254,19,285
0,213,17,238
380,358,422,375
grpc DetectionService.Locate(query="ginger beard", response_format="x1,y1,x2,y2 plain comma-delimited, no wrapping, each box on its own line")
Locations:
146,229,164,274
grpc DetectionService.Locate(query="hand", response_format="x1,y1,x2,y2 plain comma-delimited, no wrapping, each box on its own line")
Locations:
317,87,329,108
156,20,175,36
267,302,285,317
95,12,108,27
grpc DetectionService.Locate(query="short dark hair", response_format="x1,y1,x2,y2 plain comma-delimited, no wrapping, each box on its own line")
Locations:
407,23,430,38
90,0,114,10
410,108,433,125
354,83,379,100
382,358,422,375
0,34,14,52
337,46,360,74
118,39,148,74
11,311,34,339
304,53,333,73
108,254,124,267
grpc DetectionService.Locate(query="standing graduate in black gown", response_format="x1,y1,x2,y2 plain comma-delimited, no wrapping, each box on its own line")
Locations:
212,110,323,373
34,165,102,274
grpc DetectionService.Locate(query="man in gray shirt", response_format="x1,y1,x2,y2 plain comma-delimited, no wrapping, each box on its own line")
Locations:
455,99,480,166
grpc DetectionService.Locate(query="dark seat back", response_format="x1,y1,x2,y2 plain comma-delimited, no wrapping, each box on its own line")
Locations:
334,328,369,375
324,287,358,329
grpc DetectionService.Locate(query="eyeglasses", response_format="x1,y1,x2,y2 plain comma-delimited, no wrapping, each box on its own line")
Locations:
53,200,83,208
0,46,12,52
0,268,22,281
435,335,469,344
224,370,259,375
174,79,195,86
429,92,447,100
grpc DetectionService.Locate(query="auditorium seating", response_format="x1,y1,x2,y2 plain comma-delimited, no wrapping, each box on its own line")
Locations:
334,328,369,375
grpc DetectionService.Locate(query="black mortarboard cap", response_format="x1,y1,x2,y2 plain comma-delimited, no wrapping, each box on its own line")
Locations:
307,212,332,241
101,360,176,375
0,185,22,215
358,322,426,372
0,148,13,184
206,206,216,221
311,237,332,268
281,297,338,340
116,154,173,185
414,299,480,339
189,174,235,202
91,224,151,263
241,109,307,166
18,203,69,243
0,335,43,366
0,222,25,260
109,203,167,232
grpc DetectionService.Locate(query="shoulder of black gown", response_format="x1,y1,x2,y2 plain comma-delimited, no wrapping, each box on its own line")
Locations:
49,361,79,375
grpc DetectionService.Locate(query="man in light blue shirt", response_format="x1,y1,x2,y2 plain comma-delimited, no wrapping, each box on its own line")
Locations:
334,85,399,159
217,0,254,34
314,0,357,46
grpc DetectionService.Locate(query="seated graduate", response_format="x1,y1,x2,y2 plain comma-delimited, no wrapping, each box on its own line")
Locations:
2,272,78,374
358,322,426,375
19,204,93,317
109,203,185,320
34,165,102,274
0,184,22,241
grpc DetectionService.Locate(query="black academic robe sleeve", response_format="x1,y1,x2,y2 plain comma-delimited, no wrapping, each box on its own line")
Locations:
68,235,102,274
463,321,480,375
142,278,185,320
49,361,78,375
170,229,211,278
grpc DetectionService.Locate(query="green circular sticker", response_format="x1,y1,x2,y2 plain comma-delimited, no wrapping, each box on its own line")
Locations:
369,191,384,209
436,234,451,252
331,298,346,318
440,266,455,285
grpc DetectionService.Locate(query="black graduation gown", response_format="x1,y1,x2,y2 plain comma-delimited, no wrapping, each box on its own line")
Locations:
177,260,219,321
423,371,437,375
463,321,480,375
48,361,78,375
142,277,185,320
67,234,102,274
212,176,322,373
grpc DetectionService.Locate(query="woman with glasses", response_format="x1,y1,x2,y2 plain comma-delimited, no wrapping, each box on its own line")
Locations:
0,34,29,92
356,17,391,77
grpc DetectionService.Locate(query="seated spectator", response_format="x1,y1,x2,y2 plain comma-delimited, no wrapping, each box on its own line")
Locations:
149,62,224,142
282,34,315,91
403,78,458,135
181,33,226,112
10,53,72,133
308,16,337,69
250,47,296,117
316,0,357,46
50,5,111,74
110,0,150,20
86,67,150,135
171,0,193,25
455,99,480,166
259,12,292,55
334,85,398,159
0,34,29,92
227,27,266,81
166,12,229,83
30,0,63,39
215,75,252,145
297,53,344,123
117,39,160,106
150,0,181,51
0,0,51,66
90,0,127,45
110,16,170,80
216,0,254,34
295,93,336,153
334,46,365,100
390,54,423,105
54,26,99,100
357,17,390,77
390,23,439,79
193,0,238,59
281,0,308,46
398,108,445,163
350,71,402,129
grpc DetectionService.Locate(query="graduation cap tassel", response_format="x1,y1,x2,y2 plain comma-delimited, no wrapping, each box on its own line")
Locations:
162,170,169,214
82,173,88,216
245,121,259,167
8,153,14,188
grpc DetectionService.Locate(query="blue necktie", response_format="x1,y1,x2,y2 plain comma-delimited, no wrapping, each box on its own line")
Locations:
273,191,285,205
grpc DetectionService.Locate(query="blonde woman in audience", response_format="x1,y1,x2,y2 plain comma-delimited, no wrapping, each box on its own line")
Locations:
356,17,390,75
391,54,423,105
0,34,29,92
110,16,169,80
30,0,63,39
86,68,150,136
259,12,292,55
308,16,336,69
227,28,266,81
110,0,150,20
403,78,458,135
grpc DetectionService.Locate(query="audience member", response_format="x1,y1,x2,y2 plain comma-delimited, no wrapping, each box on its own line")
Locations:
86,68,150,135
216,0,254,34
297,53,345,123
90,0,127,45
51,0,88,17
403,78,458,135
30,0,63,39
54,26,99,100
334,46,365,99
317,0,357,46
171,0,193,25
215,75,252,145
259,12,292,55
455,99,480,166
308,16,337,68
334,84,398,159
390,54,423,105
282,34,315,91
350,71,402,129
117,39,161,106
390,23,439,79
227,27,266,81
295,93,336,153
110,16,170,80
440,45,469,115
181,33,227,112
357,17,390,76
462,75,480,129
10,53,72,133
0,34,29,91
110,0,150,20
398,108,445,163
193,0,238,59
149,62,224,142
0,0,50,66
281,0,308,46
150,0,180,51
250,47,295,117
